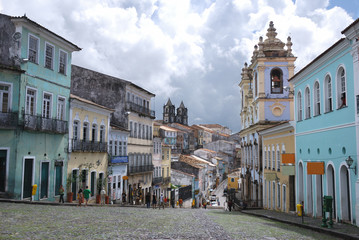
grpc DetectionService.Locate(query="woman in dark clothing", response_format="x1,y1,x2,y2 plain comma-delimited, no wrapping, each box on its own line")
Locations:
152,194,157,209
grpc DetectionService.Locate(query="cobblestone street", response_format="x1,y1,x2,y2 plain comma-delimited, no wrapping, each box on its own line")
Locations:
0,202,341,239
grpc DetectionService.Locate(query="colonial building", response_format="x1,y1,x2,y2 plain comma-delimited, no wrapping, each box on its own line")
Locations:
68,95,113,202
238,21,296,207
0,14,80,200
258,121,296,213
290,18,359,225
163,99,188,125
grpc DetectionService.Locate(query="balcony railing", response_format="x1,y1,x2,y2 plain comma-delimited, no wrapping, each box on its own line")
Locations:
0,111,18,128
125,102,155,118
152,177,163,185
163,177,171,184
129,165,154,174
71,139,108,152
24,114,68,134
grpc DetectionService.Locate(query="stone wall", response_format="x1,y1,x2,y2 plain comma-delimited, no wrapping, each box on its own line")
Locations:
0,14,21,68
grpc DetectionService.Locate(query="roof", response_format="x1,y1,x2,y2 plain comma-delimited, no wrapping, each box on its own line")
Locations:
70,94,114,112
165,98,173,106
180,155,216,168
160,125,178,132
169,123,194,131
341,18,359,34
171,169,195,177
197,148,217,154
200,124,223,128
10,14,81,51
128,82,155,97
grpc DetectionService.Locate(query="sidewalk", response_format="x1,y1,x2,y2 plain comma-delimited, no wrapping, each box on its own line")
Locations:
241,209,359,240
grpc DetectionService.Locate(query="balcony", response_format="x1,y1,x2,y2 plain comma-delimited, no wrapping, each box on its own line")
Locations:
0,111,18,129
163,177,171,184
125,102,155,118
129,165,154,175
71,139,108,152
152,177,163,185
23,114,68,134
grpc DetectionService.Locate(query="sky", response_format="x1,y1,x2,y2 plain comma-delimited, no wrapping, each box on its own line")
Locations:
1,0,358,133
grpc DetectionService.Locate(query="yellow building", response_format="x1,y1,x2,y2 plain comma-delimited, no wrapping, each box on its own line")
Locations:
67,95,113,202
258,121,295,213
228,171,241,190
161,144,171,199
126,83,155,204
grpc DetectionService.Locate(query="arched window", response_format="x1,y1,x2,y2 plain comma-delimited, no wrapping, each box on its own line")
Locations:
91,123,97,142
305,87,311,119
254,72,258,97
324,75,333,112
272,145,275,170
73,121,80,140
83,122,89,141
297,91,302,121
271,68,283,94
314,81,320,116
264,146,267,169
337,67,346,108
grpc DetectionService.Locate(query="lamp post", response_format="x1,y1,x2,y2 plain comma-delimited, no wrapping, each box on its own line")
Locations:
346,156,356,175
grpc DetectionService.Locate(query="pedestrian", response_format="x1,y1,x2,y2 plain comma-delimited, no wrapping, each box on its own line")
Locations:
179,198,183,208
217,197,220,206
58,184,64,203
228,199,233,212
152,194,157,209
146,192,151,208
164,197,167,207
159,193,164,209
171,198,175,208
203,200,207,209
122,192,126,204
100,187,106,205
77,189,83,207
83,186,91,207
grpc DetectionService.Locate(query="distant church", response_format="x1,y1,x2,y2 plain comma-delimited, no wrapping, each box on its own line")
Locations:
163,98,188,125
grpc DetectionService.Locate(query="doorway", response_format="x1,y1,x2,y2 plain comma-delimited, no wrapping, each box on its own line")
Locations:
72,169,78,200
23,158,34,199
340,166,351,222
0,150,7,192
316,175,322,217
40,162,49,199
307,174,313,215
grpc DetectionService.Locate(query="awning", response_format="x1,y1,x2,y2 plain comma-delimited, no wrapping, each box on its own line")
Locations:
307,162,324,175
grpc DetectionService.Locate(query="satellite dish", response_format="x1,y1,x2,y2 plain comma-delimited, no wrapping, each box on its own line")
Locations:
12,32,22,41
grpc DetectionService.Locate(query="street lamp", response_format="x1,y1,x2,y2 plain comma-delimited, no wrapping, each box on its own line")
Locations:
346,156,356,175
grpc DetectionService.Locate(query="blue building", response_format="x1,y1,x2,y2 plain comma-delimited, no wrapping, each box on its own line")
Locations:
0,14,80,200
290,19,359,225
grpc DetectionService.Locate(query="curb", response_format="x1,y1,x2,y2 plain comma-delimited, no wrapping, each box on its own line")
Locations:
240,210,359,240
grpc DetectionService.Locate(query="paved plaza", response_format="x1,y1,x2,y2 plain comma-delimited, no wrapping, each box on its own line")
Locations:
0,202,344,239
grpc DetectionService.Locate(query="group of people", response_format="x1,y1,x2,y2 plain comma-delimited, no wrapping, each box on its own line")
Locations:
146,193,165,209
58,185,107,206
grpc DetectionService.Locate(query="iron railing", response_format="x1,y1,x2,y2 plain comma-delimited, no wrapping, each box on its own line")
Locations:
0,111,18,128
163,177,171,184
71,139,108,152
129,165,154,174
125,102,155,118
23,114,68,134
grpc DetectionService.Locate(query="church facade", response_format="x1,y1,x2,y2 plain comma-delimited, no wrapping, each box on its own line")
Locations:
163,99,188,126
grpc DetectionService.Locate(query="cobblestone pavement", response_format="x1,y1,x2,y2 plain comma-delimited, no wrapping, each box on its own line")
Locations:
0,202,342,239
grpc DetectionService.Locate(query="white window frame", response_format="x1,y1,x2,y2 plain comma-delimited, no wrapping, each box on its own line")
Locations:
272,145,275,170
324,74,333,113
276,145,280,171
336,66,347,109
83,121,89,141
264,146,267,169
59,49,68,75
313,81,320,116
0,82,12,113
73,121,80,140
305,87,311,119
25,86,37,115
91,123,98,142
44,42,55,70
277,183,281,208
297,91,302,121
99,125,105,143
42,91,53,119
57,96,66,120
282,184,287,212
28,34,39,64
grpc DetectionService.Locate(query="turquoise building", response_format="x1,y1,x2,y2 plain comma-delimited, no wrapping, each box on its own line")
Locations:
290,19,359,226
0,14,80,200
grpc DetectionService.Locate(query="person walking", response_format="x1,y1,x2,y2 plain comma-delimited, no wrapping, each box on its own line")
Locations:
77,189,83,207
58,185,64,203
83,186,91,207
100,187,106,205
146,192,151,208
179,198,183,208
152,194,157,209
228,199,233,212
159,193,164,209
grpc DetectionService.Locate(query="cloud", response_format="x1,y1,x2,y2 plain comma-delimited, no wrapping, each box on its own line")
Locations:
0,0,354,133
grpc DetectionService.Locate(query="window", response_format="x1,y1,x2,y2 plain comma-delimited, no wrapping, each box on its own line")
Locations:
59,50,67,75
57,97,65,120
127,92,130,101
277,146,280,171
268,148,271,169
44,43,54,69
254,72,258,97
271,68,283,94
26,88,36,115
83,122,89,141
134,122,137,138
150,126,152,140
272,146,275,170
324,75,333,112
0,84,10,113
91,124,97,142
109,141,113,155
231,178,234,182
99,126,105,142
142,125,145,139
42,93,52,118
146,125,149,139
264,147,267,169
283,185,286,212
277,183,281,208
297,91,302,121
114,141,118,155
138,123,141,138
272,182,276,209
314,81,320,116
28,34,39,64
130,122,133,137
337,67,346,108
119,141,123,156
123,141,127,155
73,121,79,140
305,87,311,119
